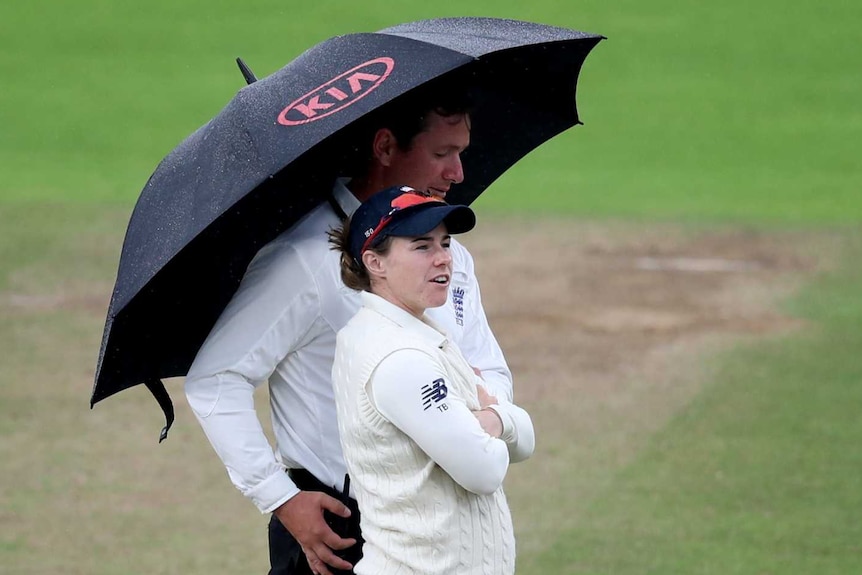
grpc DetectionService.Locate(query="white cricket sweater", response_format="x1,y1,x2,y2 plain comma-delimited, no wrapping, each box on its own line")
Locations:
333,292,533,574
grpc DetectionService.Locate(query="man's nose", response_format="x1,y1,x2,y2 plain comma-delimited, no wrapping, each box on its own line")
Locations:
445,155,464,184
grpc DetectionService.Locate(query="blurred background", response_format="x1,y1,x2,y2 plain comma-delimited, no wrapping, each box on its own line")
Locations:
1,1,860,573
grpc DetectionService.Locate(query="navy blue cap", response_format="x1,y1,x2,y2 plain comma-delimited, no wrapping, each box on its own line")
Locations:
348,186,476,263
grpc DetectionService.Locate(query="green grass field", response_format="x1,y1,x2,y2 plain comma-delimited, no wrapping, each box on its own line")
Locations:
2,1,861,573
546,232,862,574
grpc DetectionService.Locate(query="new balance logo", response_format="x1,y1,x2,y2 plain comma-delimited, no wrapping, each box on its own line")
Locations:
421,378,448,411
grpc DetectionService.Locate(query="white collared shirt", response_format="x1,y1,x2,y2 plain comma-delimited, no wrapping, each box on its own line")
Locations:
185,179,513,513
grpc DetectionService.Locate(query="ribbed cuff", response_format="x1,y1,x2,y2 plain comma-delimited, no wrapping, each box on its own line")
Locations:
486,403,515,443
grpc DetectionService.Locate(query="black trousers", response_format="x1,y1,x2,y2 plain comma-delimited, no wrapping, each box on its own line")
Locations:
268,469,364,575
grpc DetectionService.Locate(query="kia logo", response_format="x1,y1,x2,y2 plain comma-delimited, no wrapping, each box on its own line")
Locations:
278,57,395,126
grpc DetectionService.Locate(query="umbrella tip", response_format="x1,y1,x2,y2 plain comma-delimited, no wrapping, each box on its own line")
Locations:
236,57,258,85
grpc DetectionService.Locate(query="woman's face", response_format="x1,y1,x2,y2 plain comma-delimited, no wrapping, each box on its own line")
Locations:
369,223,452,317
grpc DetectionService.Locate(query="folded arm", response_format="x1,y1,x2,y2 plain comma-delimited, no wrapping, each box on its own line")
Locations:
370,349,512,495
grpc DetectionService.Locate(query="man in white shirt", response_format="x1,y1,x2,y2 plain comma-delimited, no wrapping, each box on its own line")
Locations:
185,88,513,575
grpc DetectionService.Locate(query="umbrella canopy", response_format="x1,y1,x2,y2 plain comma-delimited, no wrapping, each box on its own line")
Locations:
92,17,604,440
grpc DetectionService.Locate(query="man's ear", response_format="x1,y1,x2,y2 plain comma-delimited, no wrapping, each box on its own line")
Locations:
372,128,397,167
362,250,386,278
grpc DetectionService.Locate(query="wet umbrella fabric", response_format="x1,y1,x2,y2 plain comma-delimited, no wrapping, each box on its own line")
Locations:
92,17,604,440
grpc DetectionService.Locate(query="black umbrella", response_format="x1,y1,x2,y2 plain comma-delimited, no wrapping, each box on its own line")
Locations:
92,17,604,440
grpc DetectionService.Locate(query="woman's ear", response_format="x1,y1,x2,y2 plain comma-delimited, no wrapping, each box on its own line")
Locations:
371,128,397,168
362,250,386,278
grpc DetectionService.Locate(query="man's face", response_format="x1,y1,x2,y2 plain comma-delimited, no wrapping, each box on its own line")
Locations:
381,112,470,200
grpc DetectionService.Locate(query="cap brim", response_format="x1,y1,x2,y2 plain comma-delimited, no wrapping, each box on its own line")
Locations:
385,204,476,239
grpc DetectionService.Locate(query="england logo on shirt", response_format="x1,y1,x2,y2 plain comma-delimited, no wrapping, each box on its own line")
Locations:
421,378,448,411
452,286,465,326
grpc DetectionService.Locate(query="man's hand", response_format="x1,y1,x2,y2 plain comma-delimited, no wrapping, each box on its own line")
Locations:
274,491,356,575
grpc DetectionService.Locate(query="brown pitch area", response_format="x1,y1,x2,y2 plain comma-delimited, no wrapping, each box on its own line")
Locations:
458,217,825,557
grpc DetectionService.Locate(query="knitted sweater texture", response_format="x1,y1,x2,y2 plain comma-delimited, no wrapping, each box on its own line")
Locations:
332,295,515,574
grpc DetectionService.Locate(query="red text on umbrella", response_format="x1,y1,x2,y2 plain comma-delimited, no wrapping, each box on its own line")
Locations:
278,57,395,126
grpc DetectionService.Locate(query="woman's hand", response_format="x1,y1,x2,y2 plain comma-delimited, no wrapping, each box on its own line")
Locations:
476,384,498,408
474,385,502,437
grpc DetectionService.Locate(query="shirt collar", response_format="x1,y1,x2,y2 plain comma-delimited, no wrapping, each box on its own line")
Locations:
360,291,449,348
333,177,361,218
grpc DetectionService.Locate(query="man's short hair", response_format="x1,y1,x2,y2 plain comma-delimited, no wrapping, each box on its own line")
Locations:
380,78,474,151
331,71,474,175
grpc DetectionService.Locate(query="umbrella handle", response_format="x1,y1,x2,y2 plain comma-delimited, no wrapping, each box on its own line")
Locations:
144,378,175,443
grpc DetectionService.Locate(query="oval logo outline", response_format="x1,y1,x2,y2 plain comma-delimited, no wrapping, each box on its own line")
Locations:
277,57,395,126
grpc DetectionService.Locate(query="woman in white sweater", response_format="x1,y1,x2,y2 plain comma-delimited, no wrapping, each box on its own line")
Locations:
328,186,535,575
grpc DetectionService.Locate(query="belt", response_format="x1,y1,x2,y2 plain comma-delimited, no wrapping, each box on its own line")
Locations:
287,468,362,542
288,468,356,508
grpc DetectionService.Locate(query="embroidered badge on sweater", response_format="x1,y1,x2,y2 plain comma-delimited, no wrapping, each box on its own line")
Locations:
452,286,465,326
421,378,449,411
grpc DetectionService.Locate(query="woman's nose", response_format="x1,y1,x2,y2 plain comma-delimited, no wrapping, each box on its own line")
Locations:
435,246,453,265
